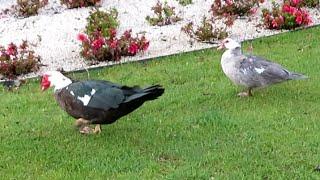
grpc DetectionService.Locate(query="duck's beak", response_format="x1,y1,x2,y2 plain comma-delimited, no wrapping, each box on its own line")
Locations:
217,42,225,50
41,86,47,91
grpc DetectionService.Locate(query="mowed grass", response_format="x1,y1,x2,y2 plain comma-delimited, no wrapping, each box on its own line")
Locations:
1,27,320,179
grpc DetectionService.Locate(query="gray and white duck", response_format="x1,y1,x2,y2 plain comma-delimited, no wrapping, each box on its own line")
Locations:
218,38,307,97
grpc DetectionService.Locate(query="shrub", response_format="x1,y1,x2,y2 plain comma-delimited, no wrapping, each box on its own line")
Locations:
78,9,149,62
146,1,182,26
181,16,228,42
85,8,119,38
283,0,319,8
60,0,100,9
0,41,41,79
78,29,149,62
16,0,48,17
177,0,192,6
211,0,264,26
262,1,312,30
302,0,320,7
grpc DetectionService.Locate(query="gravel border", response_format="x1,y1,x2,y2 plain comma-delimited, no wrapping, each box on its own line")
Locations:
0,0,319,80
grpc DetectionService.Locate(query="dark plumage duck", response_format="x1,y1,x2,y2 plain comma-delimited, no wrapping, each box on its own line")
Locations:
40,71,164,134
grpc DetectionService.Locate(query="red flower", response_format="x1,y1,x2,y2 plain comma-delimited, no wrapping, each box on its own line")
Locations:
142,41,149,51
249,7,258,15
80,1,85,7
295,11,303,25
291,7,297,14
226,0,233,6
91,38,105,50
0,62,9,71
283,4,297,15
301,10,312,25
272,19,278,28
282,4,291,13
109,28,117,38
264,13,271,20
77,33,88,42
306,15,312,25
292,0,300,6
123,29,132,39
128,42,139,55
6,43,17,56
109,39,118,49
139,36,150,51
223,12,229,18
278,15,284,24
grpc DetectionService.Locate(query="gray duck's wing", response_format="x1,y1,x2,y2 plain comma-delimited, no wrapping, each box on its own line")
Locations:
240,55,291,84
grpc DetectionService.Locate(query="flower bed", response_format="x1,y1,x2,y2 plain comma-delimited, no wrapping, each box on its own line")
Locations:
0,41,41,79
262,0,312,29
60,0,100,9
146,1,182,26
78,29,149,63
78,9,149,63
0,0,319,79
211,0,264,26
16,0,48,17
182,17,228,42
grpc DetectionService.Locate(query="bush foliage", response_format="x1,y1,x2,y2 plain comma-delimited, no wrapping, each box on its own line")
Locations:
146,1,182,26
78,9,149,63
211,0,264,26
182,16,228,42
60,0,100,9
262,1,312,30
85,8,119,38
16,0,48,17
0,41,41,79
177,0,192,6
283,0,319,8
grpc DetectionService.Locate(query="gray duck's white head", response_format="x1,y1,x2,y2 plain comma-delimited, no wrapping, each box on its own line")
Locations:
218,38,241,51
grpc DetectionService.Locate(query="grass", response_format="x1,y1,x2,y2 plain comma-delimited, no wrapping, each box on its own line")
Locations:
1,27,320,179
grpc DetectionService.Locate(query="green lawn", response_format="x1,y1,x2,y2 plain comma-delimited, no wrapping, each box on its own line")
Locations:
1,27,320,179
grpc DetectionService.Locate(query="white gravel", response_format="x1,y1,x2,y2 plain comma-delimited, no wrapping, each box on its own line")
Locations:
0,0,319,78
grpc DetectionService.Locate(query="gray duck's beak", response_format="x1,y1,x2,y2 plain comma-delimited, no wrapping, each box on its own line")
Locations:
217,42,225,50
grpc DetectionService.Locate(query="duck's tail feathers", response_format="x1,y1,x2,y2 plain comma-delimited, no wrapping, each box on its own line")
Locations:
142,85,165,101
124,85,164,103
289,72,308,80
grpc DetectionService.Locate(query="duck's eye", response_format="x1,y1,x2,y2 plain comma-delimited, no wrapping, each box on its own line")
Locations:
225,40,229,43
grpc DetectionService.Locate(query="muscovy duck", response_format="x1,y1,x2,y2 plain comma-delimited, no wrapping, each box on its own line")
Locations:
40,71,164,134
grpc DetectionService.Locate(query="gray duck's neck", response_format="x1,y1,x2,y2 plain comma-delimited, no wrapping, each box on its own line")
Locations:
229,47,242,56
